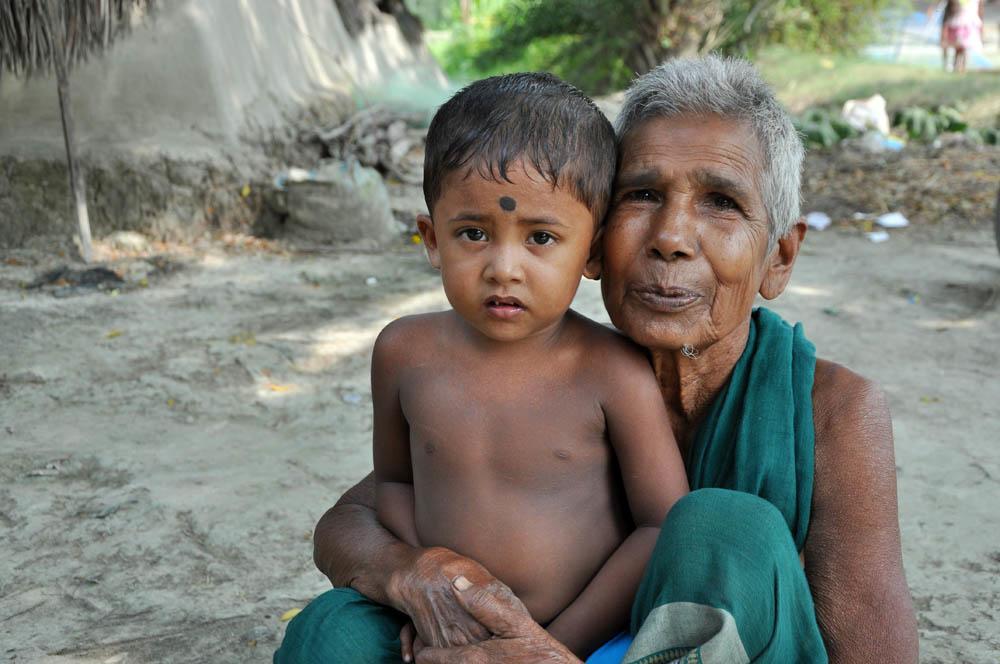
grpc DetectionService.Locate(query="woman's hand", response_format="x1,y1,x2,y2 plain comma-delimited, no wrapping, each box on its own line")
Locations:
415,575,583,664
399,622,426,663
390,547,494,650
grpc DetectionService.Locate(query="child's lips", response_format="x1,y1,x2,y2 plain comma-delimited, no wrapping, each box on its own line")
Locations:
484,295,526,319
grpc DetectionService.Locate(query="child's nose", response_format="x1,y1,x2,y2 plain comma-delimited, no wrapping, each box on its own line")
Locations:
483,245,525,284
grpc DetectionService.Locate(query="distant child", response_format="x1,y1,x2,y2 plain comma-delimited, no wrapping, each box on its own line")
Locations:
940,0,984,73
372,73,689,659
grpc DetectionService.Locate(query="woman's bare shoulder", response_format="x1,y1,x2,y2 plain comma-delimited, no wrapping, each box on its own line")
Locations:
812,358,892,447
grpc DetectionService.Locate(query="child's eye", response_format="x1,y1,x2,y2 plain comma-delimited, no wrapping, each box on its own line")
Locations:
459,228,487,242
529,231,555,245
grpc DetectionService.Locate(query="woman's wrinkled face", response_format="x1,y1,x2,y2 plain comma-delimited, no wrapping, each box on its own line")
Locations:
600,114,774,352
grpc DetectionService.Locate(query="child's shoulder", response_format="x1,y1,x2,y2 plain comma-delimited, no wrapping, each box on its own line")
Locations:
375,311,451,346
564,310,652,376
374,311,453,357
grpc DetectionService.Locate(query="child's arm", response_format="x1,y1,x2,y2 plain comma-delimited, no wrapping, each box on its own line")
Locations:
545,344,689,658
372,322,421,548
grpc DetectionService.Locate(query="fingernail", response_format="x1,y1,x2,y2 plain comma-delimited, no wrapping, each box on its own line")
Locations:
453,575,472,591
403,656,411,663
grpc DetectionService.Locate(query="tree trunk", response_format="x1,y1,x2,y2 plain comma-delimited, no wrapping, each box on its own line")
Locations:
664,0,726,57
53,46,93,264
626,0,726,75
626,3,670,75
460,0,471,24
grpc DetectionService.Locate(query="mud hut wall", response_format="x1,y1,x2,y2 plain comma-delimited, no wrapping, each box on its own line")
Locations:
0,0,445,247
0,0,443,160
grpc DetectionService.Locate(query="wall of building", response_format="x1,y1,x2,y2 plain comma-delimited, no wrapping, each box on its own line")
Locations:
0,0,446,246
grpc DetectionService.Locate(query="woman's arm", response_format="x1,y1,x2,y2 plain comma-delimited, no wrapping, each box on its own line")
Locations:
313,472,416,601
314,473,496,648
806,361,918,663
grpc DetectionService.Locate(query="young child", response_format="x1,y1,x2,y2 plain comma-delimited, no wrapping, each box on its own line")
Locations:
373,73,689,659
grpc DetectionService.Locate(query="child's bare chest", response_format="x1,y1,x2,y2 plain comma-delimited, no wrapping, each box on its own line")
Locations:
398,362,608,483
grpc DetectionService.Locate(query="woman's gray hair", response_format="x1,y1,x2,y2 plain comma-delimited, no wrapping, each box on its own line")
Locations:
615,55,804,246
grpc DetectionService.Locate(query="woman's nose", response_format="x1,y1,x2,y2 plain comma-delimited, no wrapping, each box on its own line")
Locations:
648,205,698,261
483,245,525,284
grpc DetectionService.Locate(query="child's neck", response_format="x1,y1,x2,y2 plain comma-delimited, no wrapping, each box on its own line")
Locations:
456,310,573,357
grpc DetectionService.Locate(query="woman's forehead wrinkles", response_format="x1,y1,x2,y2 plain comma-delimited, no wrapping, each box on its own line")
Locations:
621,115,762,171
615,167,661,188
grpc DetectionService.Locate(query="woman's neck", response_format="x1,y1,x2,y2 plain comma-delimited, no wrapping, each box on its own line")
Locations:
650,318,751,443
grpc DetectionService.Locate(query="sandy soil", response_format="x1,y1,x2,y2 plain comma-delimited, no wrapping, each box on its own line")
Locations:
2,221,998,663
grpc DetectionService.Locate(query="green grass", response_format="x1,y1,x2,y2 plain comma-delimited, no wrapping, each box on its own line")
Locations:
757,47,1000,128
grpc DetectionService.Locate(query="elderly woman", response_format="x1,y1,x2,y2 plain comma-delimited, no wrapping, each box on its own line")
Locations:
277,57,917,663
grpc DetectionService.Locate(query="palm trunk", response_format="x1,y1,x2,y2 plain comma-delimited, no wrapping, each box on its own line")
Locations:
625,0,727,74
53,39,93,263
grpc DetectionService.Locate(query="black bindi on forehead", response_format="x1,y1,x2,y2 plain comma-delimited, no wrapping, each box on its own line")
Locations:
499,196,517,212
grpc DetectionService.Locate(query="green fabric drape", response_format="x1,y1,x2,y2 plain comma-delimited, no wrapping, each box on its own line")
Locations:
686,307,816,552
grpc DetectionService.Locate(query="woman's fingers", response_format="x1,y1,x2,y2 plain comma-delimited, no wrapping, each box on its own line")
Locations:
415,639,580,664
450,575,534,639
411,574,579,663
400,548,494,647
400,622,416,662
415,645,485,664
408,586,490,647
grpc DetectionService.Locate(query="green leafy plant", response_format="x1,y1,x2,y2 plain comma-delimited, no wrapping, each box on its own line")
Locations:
793,107,860,148
967,127,1000,146
893,106,968,142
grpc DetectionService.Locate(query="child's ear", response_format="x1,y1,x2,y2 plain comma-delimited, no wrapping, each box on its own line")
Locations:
583,225,603,280
416,214,441,270
759,219,806,300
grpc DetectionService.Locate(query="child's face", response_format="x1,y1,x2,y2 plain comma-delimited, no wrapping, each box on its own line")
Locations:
417,161,600,343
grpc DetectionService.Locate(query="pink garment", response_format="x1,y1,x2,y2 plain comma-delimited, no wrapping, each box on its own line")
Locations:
943,1,983,51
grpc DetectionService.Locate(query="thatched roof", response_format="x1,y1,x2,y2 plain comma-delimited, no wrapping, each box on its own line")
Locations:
0,0,152,80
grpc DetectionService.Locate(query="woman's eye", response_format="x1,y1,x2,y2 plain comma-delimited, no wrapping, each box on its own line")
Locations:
460,228,487,241
708,193,739,212
530,231,555,245
623,189,657,203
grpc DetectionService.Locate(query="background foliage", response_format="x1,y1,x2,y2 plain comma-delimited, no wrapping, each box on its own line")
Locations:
411,0,909,94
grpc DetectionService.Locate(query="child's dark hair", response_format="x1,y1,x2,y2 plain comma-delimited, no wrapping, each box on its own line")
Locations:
423,72,617,224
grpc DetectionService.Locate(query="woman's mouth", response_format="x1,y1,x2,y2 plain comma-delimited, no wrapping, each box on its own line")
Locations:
484,295,526,319
631,285,701,312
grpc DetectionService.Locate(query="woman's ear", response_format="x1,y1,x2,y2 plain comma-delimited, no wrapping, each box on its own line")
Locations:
416,214,441,270
584,225,604,280
759,219,806,300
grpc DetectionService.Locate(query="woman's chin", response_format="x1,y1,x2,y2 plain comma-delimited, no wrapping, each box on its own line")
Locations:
610,307,704,351
620,322,697,353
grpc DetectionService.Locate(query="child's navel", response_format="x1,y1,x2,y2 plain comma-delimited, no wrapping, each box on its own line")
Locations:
424,441,436,455
553,449,571,461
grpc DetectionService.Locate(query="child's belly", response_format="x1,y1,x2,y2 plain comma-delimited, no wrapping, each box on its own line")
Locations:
412,445,632,624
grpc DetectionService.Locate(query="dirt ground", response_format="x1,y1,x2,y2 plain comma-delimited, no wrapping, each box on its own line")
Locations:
2,213,999,662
